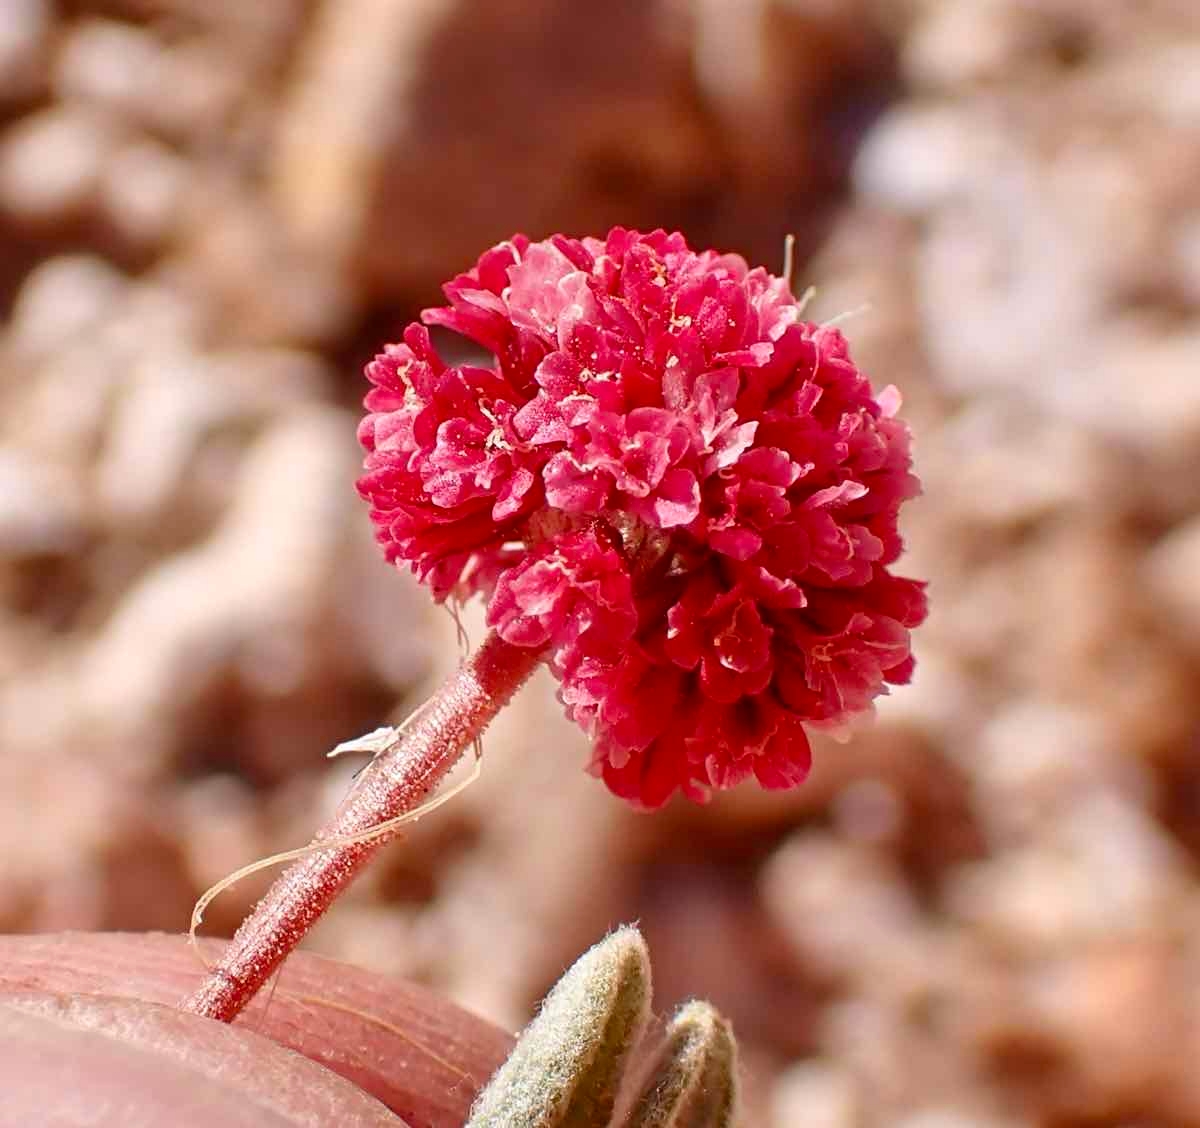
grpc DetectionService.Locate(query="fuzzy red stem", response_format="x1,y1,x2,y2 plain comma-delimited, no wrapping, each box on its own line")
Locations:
181,630,541,1023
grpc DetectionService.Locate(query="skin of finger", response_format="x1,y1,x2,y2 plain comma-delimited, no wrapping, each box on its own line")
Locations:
0,933,513,1128
0,993,406,1128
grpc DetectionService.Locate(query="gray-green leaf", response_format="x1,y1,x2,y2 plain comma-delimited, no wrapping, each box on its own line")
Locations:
619,1000,739,1128
466,926,652,1128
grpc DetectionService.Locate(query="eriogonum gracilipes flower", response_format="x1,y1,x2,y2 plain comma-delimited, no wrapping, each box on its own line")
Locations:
184,227,926,1027
359,227,927,808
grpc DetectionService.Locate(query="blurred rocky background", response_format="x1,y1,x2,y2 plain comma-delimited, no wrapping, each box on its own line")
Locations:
2,1,1200,1124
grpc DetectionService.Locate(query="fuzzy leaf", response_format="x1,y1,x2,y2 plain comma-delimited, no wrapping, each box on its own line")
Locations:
467,926,651,1128
619,1000,738,1128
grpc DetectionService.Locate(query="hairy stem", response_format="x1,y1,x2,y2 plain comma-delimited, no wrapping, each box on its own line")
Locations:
181,630,541,1023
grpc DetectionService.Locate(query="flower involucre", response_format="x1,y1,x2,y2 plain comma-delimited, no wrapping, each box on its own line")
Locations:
358,229,927,808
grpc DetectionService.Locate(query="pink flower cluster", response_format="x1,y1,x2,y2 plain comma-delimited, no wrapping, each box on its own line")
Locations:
358,229,926,808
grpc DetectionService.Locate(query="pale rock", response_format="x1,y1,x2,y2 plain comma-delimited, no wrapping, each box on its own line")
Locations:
0,447,85,556
1078,329,1200,462
1046,135,1163,300
927,398,1119,526
905,0,1056,88
4,279,206,469
270,0,456,265
80,408,360,735
1145,516,1200,646
855,105,978,214
53,20,162,120
915,159,1099,395
55,20,242,141
1018,944,1180,1110
0,739,192,932
971,703,1151,843
171,186,354,345
949,794,1187,951
818,998,972,1118
1173,212,1200,304
196,348,333,411
138,41,245,140
995,524,1196,754
99,140,188,250
687,0,835,198
94,348,331,525
871,641,977,742
893,1111,1029,1128
6,346,123,468
761,834,924,982
924,557,1023,669
0,106,118,223
93,354,236,526
5,255,127,359
99,279,211,355
0,653,84,758
1098,42,1200,128
769,1060,858,1128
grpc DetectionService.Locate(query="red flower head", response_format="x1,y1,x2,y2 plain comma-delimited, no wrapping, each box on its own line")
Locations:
358,229,927,808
